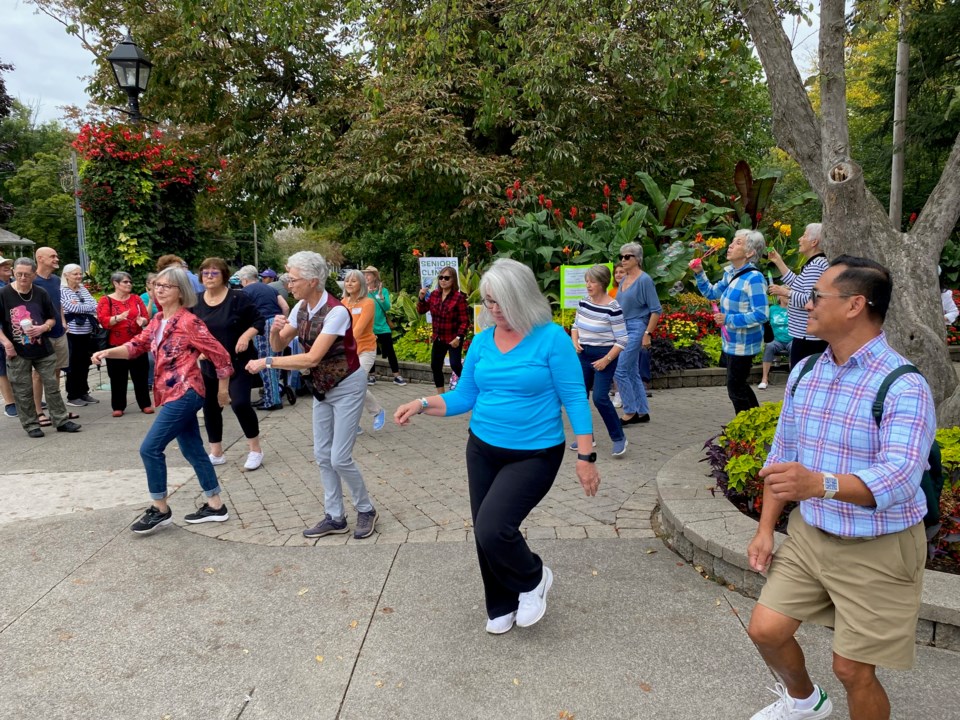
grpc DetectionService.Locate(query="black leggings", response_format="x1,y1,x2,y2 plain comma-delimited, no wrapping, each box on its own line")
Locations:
65,333,93,400
726,353,759,415
202,371,260,443
376,332,399,374
106,353,151,411
431,340,463,389
466,432,565,619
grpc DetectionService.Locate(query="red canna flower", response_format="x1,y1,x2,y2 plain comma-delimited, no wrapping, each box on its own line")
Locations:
513,179,521,191
508,208,514,216
590,213,596,220
440,241,449,249
463,241,471,249
485,241,493,252
506,188,514,200
603,184,611,198
701,197,707,204
909,212,918,224
545,199,553,209
569,206,578,219
499,216,507,227
553,208,561,218
412,249,421,257
619,178,628,191
602,203,608,211
730,195,737,202
757,211,763,221
626,195,633,205
538,194,545,206
577,221,584,229
563,246,571,255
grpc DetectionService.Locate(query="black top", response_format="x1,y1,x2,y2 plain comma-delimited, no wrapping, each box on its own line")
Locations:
192,289,264,376
0,283,56,359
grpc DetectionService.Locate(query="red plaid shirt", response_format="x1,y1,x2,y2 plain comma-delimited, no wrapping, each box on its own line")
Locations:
417,289,470,344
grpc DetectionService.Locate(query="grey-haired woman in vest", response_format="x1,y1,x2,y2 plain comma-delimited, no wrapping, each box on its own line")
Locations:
245,251,378,540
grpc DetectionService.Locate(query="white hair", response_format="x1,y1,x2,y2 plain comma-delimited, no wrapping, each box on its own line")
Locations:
619,242,643,263
736,229,766,262
62,263,82,275
805,223,823,244
286,251,329,287
156,267,197,308
478,258,552,337
237,264,259,282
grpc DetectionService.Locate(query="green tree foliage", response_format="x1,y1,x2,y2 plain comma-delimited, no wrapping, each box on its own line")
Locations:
3,151,77,260
0,60,16,223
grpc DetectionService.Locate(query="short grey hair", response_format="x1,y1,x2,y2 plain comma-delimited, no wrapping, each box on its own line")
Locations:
156,267,197,308
277,273,291,287
805,223,823,244
286,251,329,288
14,257,37,272
62,263,82,275
619,242,643,264
342,269,367,299
736,229,766,262
110,271,132,286
584,264,612,287
237,264,259,282
478,258,552,337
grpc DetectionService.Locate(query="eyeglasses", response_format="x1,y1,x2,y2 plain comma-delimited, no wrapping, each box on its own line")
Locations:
618,254,635,261
287,276,306,284
154,283,177,291
201,270,221,277
13,272,34,279
480,297,500,308
438,275,453,281
809,288,873,306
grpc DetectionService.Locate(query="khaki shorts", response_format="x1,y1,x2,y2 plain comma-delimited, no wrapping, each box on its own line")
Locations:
50,334,69,370
758,507,925,670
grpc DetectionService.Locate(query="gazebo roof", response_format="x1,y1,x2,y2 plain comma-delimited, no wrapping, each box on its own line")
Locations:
0,228,36,247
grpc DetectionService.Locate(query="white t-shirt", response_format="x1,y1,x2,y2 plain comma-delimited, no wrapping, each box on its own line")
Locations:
289,292,351,336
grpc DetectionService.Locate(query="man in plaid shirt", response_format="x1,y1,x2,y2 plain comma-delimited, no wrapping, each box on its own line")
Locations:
692,229,769,414
745,256,935,720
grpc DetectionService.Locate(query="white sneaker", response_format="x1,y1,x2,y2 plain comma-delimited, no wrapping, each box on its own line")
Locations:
516,566,553,627
750,683,833,720
612,392,622,408
485,611,517,635
758,382,768,390
244,451,264,471
208,453,226,466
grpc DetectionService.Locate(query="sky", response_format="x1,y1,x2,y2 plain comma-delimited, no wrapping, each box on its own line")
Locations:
0,0,822,126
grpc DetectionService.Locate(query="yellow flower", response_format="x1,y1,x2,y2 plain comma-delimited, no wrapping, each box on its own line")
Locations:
773,221,782,230
706,237,727,251
781,225,792,237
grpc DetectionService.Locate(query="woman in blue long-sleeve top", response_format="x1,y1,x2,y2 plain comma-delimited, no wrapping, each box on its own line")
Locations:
394,259,600,635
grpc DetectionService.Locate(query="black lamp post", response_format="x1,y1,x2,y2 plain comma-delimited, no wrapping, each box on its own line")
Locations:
106,31,152,123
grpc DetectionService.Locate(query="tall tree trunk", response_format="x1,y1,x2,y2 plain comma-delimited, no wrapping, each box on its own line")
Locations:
738,0,960,424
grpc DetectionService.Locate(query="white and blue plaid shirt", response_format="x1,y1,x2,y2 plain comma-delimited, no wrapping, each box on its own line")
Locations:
696,263,768,357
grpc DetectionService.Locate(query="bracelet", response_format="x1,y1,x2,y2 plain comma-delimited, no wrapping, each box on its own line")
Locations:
417,397,429,414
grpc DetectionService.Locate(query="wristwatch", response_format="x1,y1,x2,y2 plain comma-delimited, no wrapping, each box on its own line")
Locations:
577,452,597,463
265,356,273,368
822,473,839,500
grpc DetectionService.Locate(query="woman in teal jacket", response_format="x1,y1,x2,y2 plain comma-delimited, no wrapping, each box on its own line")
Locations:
364,266,406,385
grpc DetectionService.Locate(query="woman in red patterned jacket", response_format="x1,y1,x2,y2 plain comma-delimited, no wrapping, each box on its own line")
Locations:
96,271,152,416
417,266,470,393
92,266,234,536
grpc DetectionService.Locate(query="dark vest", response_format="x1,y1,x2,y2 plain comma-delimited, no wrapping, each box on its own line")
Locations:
297,293,360,400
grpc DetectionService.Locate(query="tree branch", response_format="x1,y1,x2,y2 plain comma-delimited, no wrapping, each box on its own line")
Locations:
912,130,960,252
818,0,850,172
738,0,823,197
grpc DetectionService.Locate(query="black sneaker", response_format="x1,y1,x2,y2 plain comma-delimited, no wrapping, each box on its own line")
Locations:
354,509,379,539
393,376,407,386
27,428,44,438
79,394,100,404
66,397,88,407
303,514,348,538
131,505,173,534
184,503,229,524
56,420,82,433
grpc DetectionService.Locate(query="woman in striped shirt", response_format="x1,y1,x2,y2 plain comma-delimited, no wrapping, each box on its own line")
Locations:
571,265,629,457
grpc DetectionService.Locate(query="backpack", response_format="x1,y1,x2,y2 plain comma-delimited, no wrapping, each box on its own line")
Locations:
791,353,943,535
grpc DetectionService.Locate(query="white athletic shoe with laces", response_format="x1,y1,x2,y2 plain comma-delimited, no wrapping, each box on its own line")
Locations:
750,683,832,720
485,611,517,635
516,566,553,627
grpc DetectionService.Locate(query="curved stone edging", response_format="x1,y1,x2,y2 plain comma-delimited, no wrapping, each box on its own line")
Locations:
657,445,960,651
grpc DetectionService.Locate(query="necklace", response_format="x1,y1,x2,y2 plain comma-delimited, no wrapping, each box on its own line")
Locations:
14,285,33,302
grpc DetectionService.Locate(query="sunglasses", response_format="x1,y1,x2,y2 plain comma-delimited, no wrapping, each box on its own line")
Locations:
618,254,635,261
438,275,453,281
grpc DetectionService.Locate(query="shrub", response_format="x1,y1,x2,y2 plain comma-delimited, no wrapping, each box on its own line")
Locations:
648,337,710,377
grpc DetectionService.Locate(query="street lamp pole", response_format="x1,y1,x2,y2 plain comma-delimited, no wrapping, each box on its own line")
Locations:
106,31,152,123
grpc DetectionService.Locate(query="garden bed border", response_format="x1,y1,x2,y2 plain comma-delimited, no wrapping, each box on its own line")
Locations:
657,445,960,651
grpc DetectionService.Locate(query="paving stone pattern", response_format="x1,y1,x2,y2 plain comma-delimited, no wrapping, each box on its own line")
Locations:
173,380,739,546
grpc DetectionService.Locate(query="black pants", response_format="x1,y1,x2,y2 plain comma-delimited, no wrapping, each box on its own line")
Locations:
466,432,565,619
106,353,151,411
789,337,829,370
726,353,759,415
431,340,463,389
65,333,93,400
376,332,399,373
202,371,260,443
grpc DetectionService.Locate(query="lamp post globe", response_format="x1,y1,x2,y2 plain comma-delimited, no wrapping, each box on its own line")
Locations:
106,31,152,123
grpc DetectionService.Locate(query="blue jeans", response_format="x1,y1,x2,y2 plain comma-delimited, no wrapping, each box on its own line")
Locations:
614,318,650,416
255,317,281,407
140,389,221,501
578,345,624,443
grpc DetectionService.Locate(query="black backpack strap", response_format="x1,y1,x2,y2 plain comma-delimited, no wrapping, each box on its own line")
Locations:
871,364,921,427
789,352,822,398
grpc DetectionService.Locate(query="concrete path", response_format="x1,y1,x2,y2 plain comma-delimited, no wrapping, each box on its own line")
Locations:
2,371,959,719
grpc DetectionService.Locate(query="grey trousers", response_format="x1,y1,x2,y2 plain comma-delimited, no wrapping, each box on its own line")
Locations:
7,352,68,432
311,368,373,519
